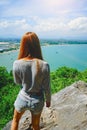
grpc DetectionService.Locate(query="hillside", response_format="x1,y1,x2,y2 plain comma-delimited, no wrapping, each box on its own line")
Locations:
0,66,87,129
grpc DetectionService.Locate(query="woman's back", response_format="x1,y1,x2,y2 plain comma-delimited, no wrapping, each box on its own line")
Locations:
13,59,50,94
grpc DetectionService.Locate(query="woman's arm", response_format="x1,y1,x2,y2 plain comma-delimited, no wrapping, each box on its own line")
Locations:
13,61,22,85
43,64,51,107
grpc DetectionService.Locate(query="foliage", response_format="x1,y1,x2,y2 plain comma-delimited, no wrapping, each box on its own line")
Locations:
0,67,14,88
0,66,87,129
0,66,20,130
50,66,85,93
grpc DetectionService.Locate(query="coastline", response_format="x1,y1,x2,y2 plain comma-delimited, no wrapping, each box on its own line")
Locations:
0,42,19,53
0,48,19,54
0,44,87,72
0,43,87,54
0,38,87,54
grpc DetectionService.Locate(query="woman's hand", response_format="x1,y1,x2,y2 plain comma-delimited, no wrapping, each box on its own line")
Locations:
46,101,51,107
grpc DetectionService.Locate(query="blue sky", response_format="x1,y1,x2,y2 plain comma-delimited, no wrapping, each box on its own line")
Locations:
0,0,87,39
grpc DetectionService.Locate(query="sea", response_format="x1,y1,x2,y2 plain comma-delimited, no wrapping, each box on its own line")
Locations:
0,38,87,72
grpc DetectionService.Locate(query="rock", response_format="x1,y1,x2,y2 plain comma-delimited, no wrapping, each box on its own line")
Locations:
3,81,87,130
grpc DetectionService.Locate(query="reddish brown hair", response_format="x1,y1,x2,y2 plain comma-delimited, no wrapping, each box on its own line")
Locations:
18,32,43,60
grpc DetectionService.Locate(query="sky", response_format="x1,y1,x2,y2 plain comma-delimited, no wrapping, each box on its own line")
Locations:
0,0,87,40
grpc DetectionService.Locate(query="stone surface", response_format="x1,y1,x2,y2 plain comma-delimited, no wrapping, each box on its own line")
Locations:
3,81,87,130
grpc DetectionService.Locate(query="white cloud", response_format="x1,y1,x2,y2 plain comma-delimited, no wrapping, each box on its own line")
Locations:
0,16,87,39
34,18,66,32
31,16,87,35
0,20,8,28
68,17,87,32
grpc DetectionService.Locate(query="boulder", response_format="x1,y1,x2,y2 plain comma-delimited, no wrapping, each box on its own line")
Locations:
3,81,87,130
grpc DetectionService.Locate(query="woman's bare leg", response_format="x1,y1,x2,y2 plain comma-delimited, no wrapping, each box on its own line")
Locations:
31,112,41,130
11,109,24,130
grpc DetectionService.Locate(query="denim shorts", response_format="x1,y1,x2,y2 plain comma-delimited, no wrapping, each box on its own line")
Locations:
14,93,44,115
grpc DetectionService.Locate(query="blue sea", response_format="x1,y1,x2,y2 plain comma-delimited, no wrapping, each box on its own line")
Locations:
0,39,87,72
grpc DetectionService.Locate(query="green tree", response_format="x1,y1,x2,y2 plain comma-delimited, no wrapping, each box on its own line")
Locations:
0,67,9,88
0,67,14,88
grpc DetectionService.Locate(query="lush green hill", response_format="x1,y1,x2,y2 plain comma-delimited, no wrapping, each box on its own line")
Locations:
0,66,87,129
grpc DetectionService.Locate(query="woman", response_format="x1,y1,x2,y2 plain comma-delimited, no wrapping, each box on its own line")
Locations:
11,32,51,130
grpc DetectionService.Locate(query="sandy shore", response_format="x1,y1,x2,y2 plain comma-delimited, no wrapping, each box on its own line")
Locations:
0,42,10,45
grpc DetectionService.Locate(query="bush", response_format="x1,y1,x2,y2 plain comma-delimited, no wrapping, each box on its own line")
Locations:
0,67,14,88
51,66,84,93
0,66,20,129
0,84,20,129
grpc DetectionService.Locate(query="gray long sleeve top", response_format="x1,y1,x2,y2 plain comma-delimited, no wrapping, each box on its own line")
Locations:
13,59,51,102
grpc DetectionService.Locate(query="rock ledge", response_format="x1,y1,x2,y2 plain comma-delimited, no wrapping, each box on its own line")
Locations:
3,81,87,130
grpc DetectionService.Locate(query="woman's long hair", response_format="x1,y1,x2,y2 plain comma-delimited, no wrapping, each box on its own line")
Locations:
18,32,43,60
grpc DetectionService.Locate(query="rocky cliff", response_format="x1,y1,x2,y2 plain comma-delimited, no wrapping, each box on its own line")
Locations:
3,81,87,130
